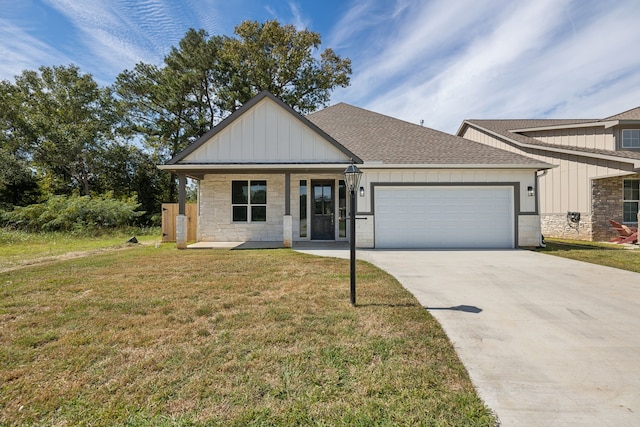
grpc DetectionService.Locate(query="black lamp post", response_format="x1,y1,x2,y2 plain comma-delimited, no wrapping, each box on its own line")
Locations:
343,163,362,306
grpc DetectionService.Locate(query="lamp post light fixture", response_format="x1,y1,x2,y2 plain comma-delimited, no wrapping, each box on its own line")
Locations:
343,163,363,306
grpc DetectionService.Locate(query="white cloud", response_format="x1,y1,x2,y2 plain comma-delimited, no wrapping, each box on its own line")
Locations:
0,20,74,80
287,2,308,30
33,0,223,82
2,0,639,131
335,0,640,132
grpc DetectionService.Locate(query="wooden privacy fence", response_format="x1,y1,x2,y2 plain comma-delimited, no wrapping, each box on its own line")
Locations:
161,203,197,242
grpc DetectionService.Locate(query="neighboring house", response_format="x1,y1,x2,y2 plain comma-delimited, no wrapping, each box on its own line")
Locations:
457,107,640,242
159,91,551,249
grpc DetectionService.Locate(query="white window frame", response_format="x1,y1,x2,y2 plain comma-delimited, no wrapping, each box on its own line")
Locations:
623,179,639,224
621,129,640,149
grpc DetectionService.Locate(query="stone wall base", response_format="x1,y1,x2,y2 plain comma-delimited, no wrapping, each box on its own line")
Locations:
541,213,592,241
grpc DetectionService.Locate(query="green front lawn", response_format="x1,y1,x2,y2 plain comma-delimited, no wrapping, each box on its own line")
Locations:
0,228,160,271
537,238,640,273
0,244,494,426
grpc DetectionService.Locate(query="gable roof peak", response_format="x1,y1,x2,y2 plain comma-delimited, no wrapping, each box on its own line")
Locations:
603,105,640,121
166,90,361,165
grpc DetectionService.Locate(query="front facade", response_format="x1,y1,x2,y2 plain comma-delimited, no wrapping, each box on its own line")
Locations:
457,108,640,241
160,92,551,249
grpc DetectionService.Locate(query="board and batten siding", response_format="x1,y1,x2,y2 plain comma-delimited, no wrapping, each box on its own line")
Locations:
182,97,349,163
355,168,540,248
460,126,632,215
358,168,537,214
523,127,614,151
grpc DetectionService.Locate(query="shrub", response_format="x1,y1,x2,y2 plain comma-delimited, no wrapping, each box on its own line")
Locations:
1,193,144,232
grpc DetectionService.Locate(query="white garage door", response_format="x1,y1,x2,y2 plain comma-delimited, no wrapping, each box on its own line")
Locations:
374,186,514,249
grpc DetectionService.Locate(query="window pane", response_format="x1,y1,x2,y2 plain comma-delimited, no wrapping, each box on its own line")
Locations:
622,130,640,148
250,180,267,204
299,180,307,238
338,180,346,238
323,185,332,214
233,206,247,222
251,206,266,222
232,181,248,204
624,180,639,201
623,202,639,223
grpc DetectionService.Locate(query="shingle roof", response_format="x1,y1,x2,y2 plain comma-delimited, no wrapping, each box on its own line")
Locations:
603,106,640,121
464,119,640,162
307,103,545,166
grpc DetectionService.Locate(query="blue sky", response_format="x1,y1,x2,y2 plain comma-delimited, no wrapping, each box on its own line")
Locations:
2,0,640,133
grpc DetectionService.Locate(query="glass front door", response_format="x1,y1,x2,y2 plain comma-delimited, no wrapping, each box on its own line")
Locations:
311,181,334,240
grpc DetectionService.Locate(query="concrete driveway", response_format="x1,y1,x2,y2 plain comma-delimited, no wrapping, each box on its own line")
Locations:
296,247,640,426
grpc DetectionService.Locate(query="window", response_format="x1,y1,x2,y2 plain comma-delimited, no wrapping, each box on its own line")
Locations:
622,130,640,149
623,179,639,223
299,180,307,237
338,180,347,238
232,180,267,222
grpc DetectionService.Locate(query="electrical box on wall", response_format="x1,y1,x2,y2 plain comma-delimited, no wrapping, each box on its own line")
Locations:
567,212,581,223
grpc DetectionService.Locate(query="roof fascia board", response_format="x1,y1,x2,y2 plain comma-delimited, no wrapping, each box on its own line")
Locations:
464,121,640,169
158,163,354,171
359,163,556,170
159,162,555,172
167,91,362,165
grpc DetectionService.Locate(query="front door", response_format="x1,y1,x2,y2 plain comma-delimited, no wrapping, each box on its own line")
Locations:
311,180,334,240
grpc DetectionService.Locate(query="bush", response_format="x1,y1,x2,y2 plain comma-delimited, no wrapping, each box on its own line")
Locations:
1,193,144,232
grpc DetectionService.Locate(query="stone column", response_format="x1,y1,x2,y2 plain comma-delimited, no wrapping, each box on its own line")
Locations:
283,173,292,247
176,174,187,249
283,215,292,247
176,214,187,249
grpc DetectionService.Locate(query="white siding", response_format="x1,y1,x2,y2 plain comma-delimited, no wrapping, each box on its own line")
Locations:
359,168,536,214
183,98,349,163
524,127,614,151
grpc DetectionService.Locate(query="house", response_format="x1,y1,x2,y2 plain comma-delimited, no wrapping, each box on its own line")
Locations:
158,91,552,249
457,107,640,241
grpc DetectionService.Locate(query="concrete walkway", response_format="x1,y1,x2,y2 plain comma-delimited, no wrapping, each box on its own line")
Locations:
295,247,640,426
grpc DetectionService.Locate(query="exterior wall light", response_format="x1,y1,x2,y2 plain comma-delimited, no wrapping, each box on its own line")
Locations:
527,186,535,196
359,186,365,197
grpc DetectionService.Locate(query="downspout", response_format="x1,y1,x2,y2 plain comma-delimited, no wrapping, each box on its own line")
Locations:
536,170,548,246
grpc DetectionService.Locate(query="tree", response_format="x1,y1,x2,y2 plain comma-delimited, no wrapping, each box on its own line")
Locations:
116,30,223,160
115,29,224,202
218,20,351,114
8,65,119,196
89,142,166,224
0,148,40,208
0,80,41,208
116,21,351,202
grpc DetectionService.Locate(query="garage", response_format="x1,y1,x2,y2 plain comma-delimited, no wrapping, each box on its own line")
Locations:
374,186,515,249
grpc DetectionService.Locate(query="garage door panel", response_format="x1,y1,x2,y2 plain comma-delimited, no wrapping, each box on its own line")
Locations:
375,186,514,249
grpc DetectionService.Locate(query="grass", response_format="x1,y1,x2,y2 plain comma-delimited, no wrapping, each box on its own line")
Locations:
0,243,494,426
0,227,161,271
537,238,640,273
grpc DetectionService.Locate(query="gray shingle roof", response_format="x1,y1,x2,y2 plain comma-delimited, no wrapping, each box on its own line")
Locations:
307,103,545,166
603,106,640,121
464,119,640,162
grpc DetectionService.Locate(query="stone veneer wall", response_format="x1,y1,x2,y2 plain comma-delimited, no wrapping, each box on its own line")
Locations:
541,173,640,242
518,215,543,247
592,174,640,242
198,174,285,242
541,213,592,241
